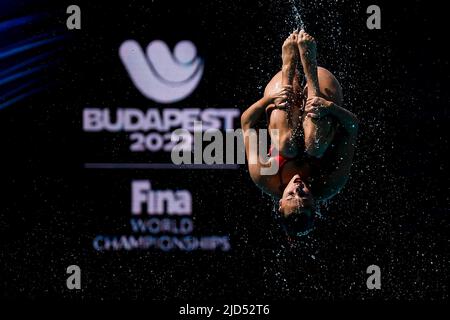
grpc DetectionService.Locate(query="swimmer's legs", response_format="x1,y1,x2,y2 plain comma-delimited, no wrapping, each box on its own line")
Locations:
267,32,303,158
298,30,337,158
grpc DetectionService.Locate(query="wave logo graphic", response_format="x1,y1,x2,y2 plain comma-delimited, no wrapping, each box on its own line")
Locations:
119,40,203,103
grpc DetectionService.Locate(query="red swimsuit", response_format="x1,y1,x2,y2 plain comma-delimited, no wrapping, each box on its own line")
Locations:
268,146,296,192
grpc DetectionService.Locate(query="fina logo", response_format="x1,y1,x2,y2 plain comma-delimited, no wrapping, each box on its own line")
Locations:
119,39,204,103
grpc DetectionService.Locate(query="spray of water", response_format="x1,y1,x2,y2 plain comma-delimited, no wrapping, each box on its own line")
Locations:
289,0,305,31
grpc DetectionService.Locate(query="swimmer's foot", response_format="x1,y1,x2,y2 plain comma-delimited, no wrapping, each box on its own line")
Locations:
297,29,317,66
281,31,299,85
297,30,320,97
281,31,303,129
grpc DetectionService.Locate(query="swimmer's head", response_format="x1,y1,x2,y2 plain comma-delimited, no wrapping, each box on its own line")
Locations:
278,174,315,236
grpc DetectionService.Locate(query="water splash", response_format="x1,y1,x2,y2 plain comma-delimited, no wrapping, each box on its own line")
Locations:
289,0,305,30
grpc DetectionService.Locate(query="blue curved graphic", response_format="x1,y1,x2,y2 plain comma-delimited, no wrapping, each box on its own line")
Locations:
0,13,47,33
0,86,46,110
0,49,58,78
0,11,67,110
0,33,65,60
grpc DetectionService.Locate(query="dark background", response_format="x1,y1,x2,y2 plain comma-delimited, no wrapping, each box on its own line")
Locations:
0,0,448,302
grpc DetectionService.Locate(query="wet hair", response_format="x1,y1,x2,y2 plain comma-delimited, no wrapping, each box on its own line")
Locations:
277,205,315,237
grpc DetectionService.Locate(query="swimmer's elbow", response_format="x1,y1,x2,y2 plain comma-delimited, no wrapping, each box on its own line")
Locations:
240,119,248,131
304,136,328,159
305,144,326,159
240,112,251,131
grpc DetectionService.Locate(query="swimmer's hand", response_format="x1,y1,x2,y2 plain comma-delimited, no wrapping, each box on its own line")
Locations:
305,96,333,119
271,85,294,109
308,97,359,136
